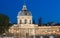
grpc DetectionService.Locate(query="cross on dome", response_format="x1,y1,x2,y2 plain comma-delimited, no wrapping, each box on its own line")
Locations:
18,0,32,16
22,0,27,10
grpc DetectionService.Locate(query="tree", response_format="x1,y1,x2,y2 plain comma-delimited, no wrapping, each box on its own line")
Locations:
38,17,42,26
0,14,10,34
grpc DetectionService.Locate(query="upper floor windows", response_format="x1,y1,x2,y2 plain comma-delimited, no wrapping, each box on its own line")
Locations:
25,19,27,24
20,20,22,24
20,19,32,24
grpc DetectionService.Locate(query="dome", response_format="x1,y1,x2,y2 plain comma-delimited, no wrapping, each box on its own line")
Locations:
18,10,31,16
18,5,32,16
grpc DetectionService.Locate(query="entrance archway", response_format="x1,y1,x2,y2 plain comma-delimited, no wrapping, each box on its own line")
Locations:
49,35,54,38
40,36,44,38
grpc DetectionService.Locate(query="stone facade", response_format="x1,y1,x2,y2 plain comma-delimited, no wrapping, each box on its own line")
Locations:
8,3,60,38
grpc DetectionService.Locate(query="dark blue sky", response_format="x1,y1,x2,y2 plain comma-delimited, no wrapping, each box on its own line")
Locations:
0,0,60,24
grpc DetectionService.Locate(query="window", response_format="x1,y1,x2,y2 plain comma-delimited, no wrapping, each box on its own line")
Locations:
25,19,27,24
20,20,22,24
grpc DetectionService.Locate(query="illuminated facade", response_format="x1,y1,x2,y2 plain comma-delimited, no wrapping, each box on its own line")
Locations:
8,2,60,38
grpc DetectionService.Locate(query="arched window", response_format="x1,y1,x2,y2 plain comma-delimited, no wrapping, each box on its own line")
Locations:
25,19,27,24
20,20,22,24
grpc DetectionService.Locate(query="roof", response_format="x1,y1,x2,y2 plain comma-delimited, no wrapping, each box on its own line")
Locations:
18,5,32,16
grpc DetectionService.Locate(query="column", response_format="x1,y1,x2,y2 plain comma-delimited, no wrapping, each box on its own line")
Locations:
33,28,36,38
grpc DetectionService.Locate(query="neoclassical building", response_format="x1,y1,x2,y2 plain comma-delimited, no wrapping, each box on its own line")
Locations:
8,2,60,38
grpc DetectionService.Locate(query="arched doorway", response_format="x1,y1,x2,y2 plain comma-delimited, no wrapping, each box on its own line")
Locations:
26,33,29,38
40,35,44,38
49,35,54,38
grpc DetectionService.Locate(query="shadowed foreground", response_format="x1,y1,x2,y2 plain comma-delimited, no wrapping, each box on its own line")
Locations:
0,34,60,38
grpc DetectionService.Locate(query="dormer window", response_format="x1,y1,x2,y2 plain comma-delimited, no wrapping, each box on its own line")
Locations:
25,12,27,15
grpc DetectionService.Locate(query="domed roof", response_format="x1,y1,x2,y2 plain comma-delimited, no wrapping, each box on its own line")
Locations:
18,5,32,16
